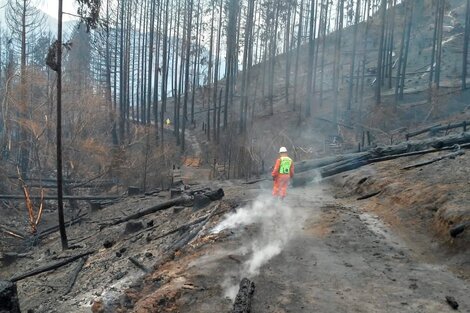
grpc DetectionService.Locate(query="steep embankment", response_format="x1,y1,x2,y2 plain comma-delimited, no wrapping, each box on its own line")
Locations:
328,146,470,278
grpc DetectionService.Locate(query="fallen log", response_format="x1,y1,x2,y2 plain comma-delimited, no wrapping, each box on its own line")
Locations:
232,278,255,313
405,123,441,140
104,195,192,227
149,204,223,271
445,296,459,310
295,152,368,173
293,155,372,187
147,204,230,241
357,191,382,200
369,143,470,163
402,150,464,170
0,281,21,313
147,215,209,242
293,132,470,186
320,154,371,178
171,214,213,251
202,188,225,201
39,212,88,239
370,132,470,157
429,121,469,134
450,222,470,238
291,169,321,187
64,256,88,295
9,250,94,282
129,256,150,273
109,189,223,227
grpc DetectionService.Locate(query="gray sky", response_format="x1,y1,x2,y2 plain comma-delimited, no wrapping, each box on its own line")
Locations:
38,0,78,21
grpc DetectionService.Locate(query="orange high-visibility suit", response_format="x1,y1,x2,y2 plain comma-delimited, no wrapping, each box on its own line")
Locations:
272,156,294,198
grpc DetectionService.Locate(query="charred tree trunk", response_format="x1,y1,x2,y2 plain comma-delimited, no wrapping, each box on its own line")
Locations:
56,0,68,250
435,0,445,88
375,0,387,105
463,0,470,89
347,0,361,111
332,0,344,122
293,132,470,186
399,2,413,100
293,0,305,112
231,278,255,313
0,281,21,313
305,0,317,119
240,0,255,133
182,0,194,152
160,0,171,145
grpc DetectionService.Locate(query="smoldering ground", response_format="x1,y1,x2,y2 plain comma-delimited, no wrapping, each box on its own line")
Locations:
211,193,310,300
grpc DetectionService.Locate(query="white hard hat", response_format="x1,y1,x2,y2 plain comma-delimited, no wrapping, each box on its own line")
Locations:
279,147,287,153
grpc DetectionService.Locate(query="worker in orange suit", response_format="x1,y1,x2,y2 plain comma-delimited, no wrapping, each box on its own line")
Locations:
272,147,294,199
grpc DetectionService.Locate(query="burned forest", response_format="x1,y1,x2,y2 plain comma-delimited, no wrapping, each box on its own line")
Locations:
0,0,469,312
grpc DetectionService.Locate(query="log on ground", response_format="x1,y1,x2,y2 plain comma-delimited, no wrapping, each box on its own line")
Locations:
450,222,469,238
39,212,88,239
292,132,470,186
0,281,21,313
295,152,369,173
232,278,255,313
108,189,224,227
107,195,193,227
9,250,94,282
64,256,88,295
402,150,464,170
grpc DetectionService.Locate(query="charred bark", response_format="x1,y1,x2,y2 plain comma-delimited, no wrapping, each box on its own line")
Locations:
106,189,224,227
293,132,470,186
0,281,20,313
10,251,94,282
232,278,255,313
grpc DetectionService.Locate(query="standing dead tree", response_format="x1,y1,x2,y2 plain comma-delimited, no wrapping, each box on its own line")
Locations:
463,0,470,89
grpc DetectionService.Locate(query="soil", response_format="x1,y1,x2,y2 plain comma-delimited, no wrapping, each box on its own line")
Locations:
128,176,470,313
1,147,469,312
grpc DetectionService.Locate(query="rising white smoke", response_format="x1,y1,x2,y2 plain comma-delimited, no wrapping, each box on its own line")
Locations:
212,194,305,300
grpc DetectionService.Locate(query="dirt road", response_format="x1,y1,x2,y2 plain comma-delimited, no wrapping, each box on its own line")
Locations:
167,183,470,313
249,187,469,312
7,178,467,312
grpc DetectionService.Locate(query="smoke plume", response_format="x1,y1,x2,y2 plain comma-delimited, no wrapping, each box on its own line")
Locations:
212,194,306,300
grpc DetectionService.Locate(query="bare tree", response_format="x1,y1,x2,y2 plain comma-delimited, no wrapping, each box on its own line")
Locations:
6,0,45,176
463,0,470,89
181,0,194,151
304,0,317,118
347,0,361,111
375,0,387,105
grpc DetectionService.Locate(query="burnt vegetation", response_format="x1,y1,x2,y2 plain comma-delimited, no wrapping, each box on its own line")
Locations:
0,0,470,311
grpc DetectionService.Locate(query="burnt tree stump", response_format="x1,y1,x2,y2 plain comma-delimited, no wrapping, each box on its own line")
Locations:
0,280,21,313
232,278,255,313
